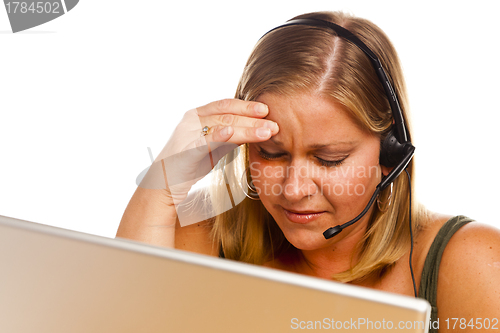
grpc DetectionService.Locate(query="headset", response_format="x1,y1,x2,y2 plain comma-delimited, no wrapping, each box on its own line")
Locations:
261,18,415,239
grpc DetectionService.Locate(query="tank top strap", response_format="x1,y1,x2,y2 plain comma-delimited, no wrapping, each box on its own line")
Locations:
418,215,474,330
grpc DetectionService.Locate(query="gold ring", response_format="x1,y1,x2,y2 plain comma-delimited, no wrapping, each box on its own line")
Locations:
201,126,210,136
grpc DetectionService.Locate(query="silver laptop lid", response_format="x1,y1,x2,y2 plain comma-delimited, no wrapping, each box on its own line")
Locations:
0,215,430,332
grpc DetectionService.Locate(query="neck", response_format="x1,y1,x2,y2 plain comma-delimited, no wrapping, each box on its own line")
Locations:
294,220,369,279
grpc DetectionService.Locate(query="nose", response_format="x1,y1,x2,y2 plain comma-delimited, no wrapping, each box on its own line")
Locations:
282,161,318,202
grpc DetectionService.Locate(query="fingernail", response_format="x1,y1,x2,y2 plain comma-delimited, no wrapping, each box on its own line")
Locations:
254,103,268,115
264,121,277,131
257,127,271,138
220,126,231,136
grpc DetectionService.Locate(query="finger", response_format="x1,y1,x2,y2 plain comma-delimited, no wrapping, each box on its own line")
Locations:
207,125,277,146
227,126,275,143
199,114,279,138
208,113,279,134
210,125,235,142
185,123,279,167
196,99,269,118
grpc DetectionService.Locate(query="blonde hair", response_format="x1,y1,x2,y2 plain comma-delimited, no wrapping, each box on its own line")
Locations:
210,11,426,282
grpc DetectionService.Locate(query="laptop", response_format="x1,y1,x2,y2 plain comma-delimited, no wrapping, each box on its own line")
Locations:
0,214,430,332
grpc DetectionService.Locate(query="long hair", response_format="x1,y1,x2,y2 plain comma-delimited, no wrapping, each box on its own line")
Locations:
210,11,426,282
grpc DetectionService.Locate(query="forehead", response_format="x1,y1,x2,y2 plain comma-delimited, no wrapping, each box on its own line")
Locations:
256,93,369,147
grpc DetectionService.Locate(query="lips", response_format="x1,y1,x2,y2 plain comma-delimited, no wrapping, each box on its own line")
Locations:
283,208,325,224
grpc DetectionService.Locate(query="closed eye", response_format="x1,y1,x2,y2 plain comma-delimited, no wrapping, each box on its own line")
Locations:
257,148,286,160
258,148,348,167
316,156,347,167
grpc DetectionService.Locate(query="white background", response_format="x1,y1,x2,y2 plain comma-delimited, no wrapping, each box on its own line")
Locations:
1,0,498,238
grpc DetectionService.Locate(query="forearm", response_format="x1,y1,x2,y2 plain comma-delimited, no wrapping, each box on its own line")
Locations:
116,187,177,248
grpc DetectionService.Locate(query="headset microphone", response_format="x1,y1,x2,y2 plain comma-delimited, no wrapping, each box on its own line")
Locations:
261,18,415,240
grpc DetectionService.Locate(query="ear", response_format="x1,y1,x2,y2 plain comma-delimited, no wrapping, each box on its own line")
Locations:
381,165,393,177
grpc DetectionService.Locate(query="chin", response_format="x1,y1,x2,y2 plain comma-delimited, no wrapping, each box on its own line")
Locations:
280,227,330,251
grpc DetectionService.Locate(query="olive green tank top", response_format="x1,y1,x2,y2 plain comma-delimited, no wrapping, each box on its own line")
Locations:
418,215,474,333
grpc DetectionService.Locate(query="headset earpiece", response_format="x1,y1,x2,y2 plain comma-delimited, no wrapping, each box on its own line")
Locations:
380,127,407,168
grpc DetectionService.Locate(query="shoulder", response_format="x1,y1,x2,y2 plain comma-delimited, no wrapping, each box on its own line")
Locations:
412,212,452,275
175,218,218,256
436,219,500,329
174,188,219,256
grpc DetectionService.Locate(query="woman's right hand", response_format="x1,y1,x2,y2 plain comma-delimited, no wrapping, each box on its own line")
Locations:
137,98,279,207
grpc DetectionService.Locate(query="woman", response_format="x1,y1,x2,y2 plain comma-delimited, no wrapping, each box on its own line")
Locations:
117,11,500,331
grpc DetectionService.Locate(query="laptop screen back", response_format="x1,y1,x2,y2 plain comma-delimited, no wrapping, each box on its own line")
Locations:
0,215,430,332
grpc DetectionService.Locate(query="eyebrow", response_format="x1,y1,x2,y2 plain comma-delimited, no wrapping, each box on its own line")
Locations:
269,137,356,148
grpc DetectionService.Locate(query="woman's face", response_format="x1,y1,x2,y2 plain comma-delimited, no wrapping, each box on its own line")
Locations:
248,92,384,251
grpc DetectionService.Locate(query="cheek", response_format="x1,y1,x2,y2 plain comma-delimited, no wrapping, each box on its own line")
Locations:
248,145,283,181
248,161,284,192
247,148,287,201
318,166,380,199
316,153,381,201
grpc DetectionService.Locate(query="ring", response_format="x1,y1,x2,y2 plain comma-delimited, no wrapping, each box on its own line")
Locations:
201,126,210,137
